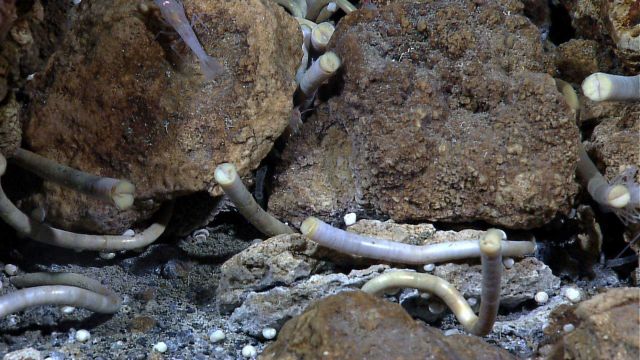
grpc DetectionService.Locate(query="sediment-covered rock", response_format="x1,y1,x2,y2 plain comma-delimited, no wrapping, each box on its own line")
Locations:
20,0,300,233
546,287,640,360
270,0,579,229
261,291,516,360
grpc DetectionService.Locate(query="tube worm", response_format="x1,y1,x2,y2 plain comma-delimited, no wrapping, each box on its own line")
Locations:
299,51,341,97
214,163,295,236
0,272,121,317
362,229,504,336
582,72,640,102
301,217,535,264
11,148,135,210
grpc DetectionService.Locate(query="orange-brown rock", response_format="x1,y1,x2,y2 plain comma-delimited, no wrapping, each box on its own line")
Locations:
21,0,300,233
270,0,579,229
261,291,516,360
545,287,640,360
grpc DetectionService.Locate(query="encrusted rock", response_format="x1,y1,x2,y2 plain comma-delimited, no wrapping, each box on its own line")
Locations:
217,234,322,312
585,107,639,180
228,266,385,336
270,0,578,229
261,291,516,360
558,0,640,71
555,39,613,83
0,94,20,156
21,0,300,233
546,287,640,359
2,347,42,360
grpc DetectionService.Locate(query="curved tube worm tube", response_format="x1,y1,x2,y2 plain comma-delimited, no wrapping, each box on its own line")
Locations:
299,51,341,97
310,22,335,53
316,2,337,23
576,144,640,225
301,217,535,264
577,143,631,209
214,163,295,236
582,72,640,102
362,229,504,336
273,0,307,18
306,0,355,21
11,148,135,210
0,154,172,251
0,272,121,317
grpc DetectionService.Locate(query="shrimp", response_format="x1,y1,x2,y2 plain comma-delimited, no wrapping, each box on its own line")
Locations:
155,0,223,80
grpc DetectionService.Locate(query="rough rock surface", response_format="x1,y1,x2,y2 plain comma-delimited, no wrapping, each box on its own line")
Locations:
270,0,579,229
217,234,322,312
228,266,385,337
546,287,640,359
585,107,639,180
21,0,300,233
261,291,516,360
558,0,640,71
554,39,613,83
435,257,560,308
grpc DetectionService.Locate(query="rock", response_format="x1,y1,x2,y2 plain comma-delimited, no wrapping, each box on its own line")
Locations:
217,234,322,312
0,94,20,156
546,287,640,359
490,295,569,357
558,0,640,71
433,257,561,308
269,104,357,228
261,291,516,360
2,348,42,360
270,0,578,229
21,0,300,233
585,108,639,180
228,266,386,336
554,39,613,83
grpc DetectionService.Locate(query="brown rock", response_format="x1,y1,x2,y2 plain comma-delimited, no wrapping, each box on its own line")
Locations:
555,39,613,83
271,0,578,229
260,291,516,360
0,94,20,156
217,234,321,311
558,0,640,71
21,0,300,233
546,287,640,360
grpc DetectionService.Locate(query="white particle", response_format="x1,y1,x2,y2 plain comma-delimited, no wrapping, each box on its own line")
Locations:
423,263,435,272
262,327,277,340
4,264,18,276
563,323,575,333
443,329,460,336
153,341,168,353
99,252,116,260
534,291,549,304
75,329,90,342
467,297,478,307
122,229,135,237
502,257,515,269
209,329,225,343
564,287,581,303
241,345,257,358
61,306,75,314
343,213,357,226
26,73,36,81
72,0,81,5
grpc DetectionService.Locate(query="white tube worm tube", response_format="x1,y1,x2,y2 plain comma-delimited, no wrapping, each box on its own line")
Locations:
582,72,640,101
299,52,341,96
301,217,535,264
215,163,295,236
362,229,504,336
11,148,135,210
0,154,172,251
0,272,121,317
310,22,334,52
